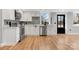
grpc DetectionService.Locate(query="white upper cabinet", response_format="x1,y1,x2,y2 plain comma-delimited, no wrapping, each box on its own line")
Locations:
2,9,15,20
20,11,40,21
31,11,40,16
21,12,32,21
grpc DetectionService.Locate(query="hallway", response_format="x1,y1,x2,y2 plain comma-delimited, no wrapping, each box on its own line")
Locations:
0,35,79,50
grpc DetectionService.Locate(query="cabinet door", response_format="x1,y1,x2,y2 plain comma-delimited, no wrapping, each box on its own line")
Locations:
2,28,16,44
34,26,39,35
30,25,39,35
23,12,32,21
25,25,39,35
2,10,10,19
2,9,15,20
31,12,40,16
25,25,31,35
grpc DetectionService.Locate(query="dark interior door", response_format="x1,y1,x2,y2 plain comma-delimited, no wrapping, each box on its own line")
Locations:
57,14,65,34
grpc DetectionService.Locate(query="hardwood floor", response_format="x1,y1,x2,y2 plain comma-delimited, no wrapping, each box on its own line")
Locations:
0,34,79,50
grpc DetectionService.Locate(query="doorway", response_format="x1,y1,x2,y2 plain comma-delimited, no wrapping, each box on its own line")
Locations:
57,14,65,34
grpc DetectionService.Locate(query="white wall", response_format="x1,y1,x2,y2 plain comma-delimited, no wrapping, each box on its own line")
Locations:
47,12,57,35
47,11,79,35
67,12,79,34
0,10,2,43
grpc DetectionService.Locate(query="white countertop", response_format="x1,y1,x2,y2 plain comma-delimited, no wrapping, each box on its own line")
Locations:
73,24,79,26
25,24,53,26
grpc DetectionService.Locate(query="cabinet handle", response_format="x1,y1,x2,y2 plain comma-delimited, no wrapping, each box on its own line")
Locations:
54,22,56,24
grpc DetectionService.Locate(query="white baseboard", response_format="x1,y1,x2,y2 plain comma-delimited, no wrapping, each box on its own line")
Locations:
67,33,79,35
0,42,17,47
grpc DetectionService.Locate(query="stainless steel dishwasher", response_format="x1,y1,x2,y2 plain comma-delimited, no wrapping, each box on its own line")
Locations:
40,25,47,36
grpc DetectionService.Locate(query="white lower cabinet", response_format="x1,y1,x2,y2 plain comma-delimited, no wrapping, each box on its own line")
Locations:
25,25,39,36
2,27,20,46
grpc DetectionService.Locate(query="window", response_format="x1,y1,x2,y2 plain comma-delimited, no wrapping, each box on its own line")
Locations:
58,16,64,28
40,12,49,24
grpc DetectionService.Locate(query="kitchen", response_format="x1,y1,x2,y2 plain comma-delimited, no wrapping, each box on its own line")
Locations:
1,9,79,48
0,9,52,46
